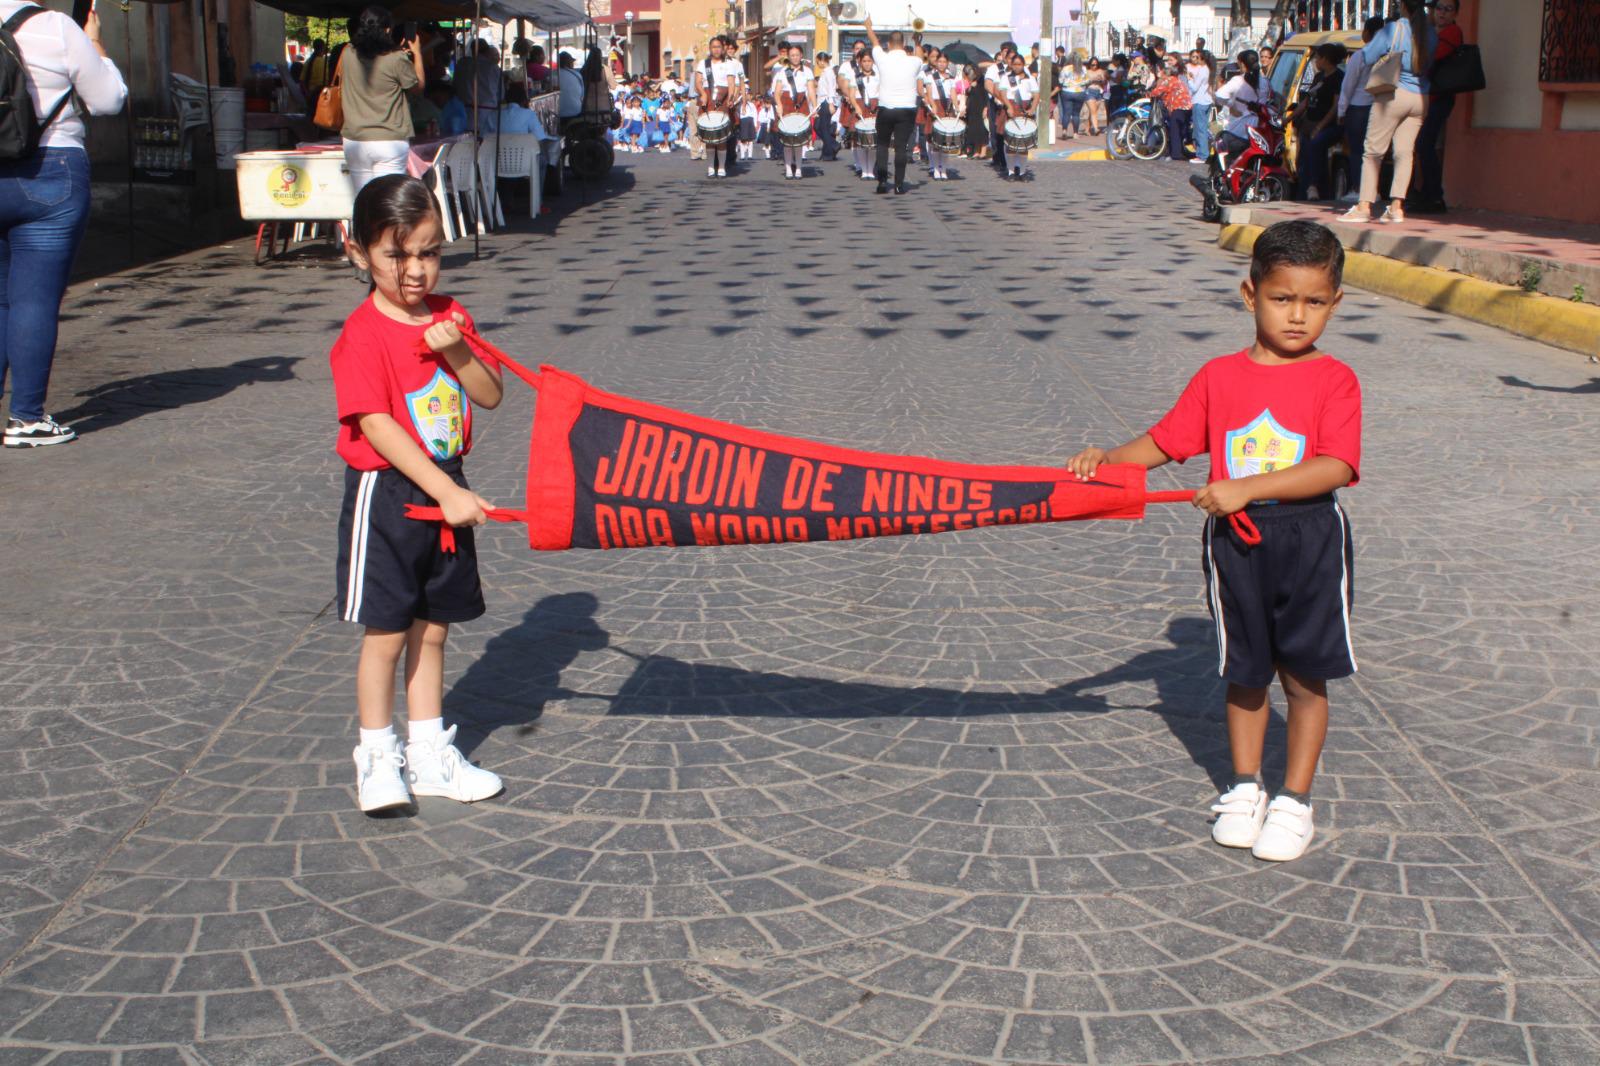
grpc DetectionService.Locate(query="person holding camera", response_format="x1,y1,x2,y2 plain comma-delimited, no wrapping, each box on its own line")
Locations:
340,6,425,193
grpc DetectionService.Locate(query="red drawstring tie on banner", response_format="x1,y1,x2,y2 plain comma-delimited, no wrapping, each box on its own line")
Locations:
1146,490,1263,546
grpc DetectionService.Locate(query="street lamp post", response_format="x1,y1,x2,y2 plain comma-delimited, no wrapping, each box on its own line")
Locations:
826,1,842,61
624,11,634,76
1038,0,1054,146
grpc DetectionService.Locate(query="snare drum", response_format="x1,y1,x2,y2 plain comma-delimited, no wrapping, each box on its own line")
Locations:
930,117,965,152
1003,117,1039,154
852,116,878,149
697,111,733,146
776,113,811,148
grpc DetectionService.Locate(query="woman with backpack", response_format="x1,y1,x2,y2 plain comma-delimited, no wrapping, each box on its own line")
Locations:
0,1,126,447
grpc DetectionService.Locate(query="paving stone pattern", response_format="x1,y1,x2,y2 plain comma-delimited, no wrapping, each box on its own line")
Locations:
2,154,1598,1064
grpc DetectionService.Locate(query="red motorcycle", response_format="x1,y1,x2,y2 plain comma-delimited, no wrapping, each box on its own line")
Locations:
1190,104,1290,222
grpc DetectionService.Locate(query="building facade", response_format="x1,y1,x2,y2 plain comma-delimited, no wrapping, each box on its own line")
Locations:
1443,0,1600,224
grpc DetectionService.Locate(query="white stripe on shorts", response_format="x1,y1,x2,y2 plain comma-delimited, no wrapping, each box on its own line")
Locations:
344,471,378,622
1204,515,1228,677
1332,500,1357,673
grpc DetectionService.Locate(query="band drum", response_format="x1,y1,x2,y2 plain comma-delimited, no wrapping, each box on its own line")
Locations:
697,111,734,146
930,117,965,152
1003,118,1039,154
852,116,878,149
776,113,811,148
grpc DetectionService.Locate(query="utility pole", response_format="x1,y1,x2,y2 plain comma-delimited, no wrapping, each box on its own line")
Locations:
1037,0,1054,145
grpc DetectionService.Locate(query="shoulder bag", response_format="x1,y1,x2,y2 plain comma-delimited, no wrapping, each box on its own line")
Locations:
1430,43,1486,95
1365,21,1407,96
313,48,346,131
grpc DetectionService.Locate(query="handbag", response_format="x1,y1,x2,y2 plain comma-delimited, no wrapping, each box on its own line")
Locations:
313,49,346,132
1365,18,1406,96
1431,44,1486,95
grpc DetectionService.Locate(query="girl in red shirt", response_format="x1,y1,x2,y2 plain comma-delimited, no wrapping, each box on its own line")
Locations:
330,175,507,814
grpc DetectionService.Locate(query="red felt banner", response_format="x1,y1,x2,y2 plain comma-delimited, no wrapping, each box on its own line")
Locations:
404,333,1257,551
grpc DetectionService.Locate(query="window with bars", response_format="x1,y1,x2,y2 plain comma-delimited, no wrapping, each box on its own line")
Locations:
1540,0,1600,87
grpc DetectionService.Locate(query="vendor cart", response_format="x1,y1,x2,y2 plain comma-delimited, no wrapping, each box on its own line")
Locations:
235,148,355,264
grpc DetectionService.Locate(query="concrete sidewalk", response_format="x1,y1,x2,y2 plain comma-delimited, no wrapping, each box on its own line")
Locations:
1219,201,1600,357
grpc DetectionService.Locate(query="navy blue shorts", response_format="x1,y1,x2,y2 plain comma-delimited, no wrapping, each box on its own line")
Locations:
335,458,485,632
1202,495,1356,689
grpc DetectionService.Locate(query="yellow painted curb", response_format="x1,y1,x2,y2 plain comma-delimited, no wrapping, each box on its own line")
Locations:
1068,148,1109,161
1219,223,1600,357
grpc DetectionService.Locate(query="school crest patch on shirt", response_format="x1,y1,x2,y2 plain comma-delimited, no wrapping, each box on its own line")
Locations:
406,368,466,460
1224,409,1306,480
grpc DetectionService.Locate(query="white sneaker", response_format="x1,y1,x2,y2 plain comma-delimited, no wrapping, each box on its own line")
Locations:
1253,795,1314,862
1338,191,1359,203
4,414,77,448
406,725,503,803
708,165,716,177
1209,782,1268,848
716,168,727,178
353,739,411,813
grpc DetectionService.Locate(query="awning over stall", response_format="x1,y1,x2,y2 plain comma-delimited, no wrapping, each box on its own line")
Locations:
251,0,586,31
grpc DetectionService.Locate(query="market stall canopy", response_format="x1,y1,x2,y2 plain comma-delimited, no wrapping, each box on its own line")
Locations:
252,0,586,31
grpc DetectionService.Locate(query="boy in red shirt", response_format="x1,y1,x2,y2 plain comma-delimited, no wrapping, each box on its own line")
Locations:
1068,221,1360,862
331,175,507,814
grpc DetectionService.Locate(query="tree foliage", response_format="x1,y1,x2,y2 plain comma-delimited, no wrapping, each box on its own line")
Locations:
284,15,348,48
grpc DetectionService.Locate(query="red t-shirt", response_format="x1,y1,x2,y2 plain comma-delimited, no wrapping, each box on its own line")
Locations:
1148,349,1361,486
330,295,477,471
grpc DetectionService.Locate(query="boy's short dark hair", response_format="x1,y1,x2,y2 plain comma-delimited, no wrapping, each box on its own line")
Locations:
1250,220,1345,289
1316,43,1348,65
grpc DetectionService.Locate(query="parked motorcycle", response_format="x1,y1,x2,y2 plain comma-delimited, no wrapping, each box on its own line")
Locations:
1189,104,1291,222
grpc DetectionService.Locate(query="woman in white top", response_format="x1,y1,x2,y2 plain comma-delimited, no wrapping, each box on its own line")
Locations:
0,1,126,448
998,53,1038,179
1336,15,1384,205
918,54,961,181
1213,49,1266,157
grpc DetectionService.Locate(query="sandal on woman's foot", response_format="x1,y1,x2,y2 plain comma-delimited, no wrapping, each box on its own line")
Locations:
1338,205,1372,222
1379,205,1405,223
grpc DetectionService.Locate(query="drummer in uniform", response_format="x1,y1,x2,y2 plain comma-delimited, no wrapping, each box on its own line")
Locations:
837,42,866,172
998,51,1039,181
773,44,816,180
919,52,962,182
984,42,1017,173
841,50,879,182
695,35,740,178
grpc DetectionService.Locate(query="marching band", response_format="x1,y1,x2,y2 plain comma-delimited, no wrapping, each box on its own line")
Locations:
663,30,1040,193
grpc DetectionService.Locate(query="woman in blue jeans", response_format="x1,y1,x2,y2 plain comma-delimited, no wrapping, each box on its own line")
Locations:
0,1,127,447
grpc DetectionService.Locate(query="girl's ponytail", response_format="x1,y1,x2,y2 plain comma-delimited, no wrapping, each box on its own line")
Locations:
1239,49,1261,93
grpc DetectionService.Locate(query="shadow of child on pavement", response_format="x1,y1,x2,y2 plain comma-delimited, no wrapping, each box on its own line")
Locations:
451,595,1244,787
54,355,300,437
446,592,608,757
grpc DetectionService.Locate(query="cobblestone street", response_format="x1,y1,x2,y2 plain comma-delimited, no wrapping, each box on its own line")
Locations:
2,152,1598,1064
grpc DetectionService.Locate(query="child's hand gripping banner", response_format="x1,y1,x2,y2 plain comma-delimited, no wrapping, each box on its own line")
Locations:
406,333,1258,550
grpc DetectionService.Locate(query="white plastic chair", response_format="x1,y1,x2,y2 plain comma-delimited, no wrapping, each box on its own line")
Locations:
443,138,479,234
497,133,540,217
420,145,459,243
476,138,505,229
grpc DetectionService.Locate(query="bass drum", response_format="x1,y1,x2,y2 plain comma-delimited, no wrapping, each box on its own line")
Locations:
1003,117,1038,154
930,117,965,152
696,110,734,146
776,113,811,147
852,116,878,149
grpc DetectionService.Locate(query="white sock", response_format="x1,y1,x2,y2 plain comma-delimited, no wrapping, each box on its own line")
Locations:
359,724,396,748
407,716,445,745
